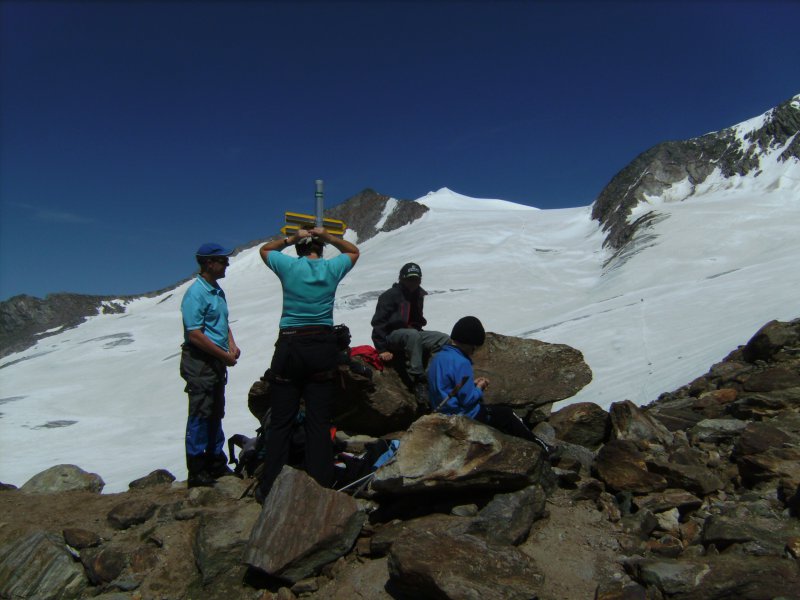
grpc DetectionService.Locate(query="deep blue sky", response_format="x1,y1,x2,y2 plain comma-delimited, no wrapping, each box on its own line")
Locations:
1,1,798,300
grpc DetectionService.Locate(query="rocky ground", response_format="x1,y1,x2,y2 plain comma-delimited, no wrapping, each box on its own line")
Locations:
1,319,799,600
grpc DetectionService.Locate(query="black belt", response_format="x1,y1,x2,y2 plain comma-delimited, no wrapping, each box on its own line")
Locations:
279,325,333,337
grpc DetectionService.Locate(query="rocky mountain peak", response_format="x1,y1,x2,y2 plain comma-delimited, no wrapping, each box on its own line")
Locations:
0,294,128,359
591,93,800,258
326,188,429,243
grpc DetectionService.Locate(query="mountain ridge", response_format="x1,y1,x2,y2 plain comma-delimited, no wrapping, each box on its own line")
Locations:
3,94,797,360
591,93,800,257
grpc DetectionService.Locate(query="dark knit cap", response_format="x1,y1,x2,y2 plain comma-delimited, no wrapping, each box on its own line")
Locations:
451,316,485,347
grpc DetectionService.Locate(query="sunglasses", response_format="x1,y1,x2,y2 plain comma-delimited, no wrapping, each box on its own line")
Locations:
210,257,230,266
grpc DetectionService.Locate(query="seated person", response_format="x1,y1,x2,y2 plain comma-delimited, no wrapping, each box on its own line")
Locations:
427,316,552,453
371,262,450,401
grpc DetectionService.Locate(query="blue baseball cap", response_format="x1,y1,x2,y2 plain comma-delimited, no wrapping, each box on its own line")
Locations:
196,242,233,257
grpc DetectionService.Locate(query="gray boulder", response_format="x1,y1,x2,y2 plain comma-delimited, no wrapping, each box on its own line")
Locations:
334,363,418,436
626,555,800,599
594,440,668,494
610,400,674,447
474,332,592,409
371,414,547,495
193,502,261,584
0,530,89,599
107,498,157,530
742,318,800,363
549,401,609,449
388,528,543,600
466,484,548,545
20,464,105,494
244,467,365,583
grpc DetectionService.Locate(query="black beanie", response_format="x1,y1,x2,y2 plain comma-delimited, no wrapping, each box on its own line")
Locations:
451,316,485,347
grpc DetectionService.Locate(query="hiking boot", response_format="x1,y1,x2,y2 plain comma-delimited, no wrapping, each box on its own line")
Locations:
209,464,238,479
413,379,429,408
532,436,558,458
187,471,216,488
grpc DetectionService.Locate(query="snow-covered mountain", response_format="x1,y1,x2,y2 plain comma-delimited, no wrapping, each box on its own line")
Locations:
1,95,798,492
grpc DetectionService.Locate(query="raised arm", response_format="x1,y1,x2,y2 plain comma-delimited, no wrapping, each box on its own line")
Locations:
259,234,295,262
311,227,360,265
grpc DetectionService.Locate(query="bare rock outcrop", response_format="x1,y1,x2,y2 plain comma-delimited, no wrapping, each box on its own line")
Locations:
2,318,799,599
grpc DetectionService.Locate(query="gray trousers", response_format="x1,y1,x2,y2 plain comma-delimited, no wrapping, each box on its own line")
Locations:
386,328,450,379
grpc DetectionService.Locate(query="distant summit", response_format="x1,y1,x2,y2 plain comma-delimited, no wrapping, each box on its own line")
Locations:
592,93,800,260
326,188,428,243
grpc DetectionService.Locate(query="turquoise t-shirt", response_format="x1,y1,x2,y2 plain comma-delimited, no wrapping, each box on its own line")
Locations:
266,251,353,328
181,276,230,351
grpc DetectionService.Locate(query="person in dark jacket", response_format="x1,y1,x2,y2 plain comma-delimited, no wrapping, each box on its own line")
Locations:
428,316,552,453
370,262,449,401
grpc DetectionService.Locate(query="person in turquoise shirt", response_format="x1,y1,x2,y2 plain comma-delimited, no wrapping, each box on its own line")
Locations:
180,243,241,488
255,227,359,502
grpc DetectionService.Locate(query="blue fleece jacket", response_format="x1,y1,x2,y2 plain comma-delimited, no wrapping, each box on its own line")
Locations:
426,344,482,418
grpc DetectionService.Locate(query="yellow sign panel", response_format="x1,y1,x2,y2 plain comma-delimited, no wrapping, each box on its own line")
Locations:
284,212,346,230
282,212,347,237
281,224,346,237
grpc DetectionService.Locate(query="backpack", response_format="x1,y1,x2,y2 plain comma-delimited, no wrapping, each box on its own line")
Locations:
333,439,400,493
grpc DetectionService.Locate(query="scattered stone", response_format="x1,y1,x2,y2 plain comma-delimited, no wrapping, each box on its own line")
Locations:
549,401,610,449
388,529,543,600
107,498,157,530
63,527,103,549
610,400,674,447
466,484,547,545
80,544,128,585
594,439,668,494
625,555,800,599
128,469,175,489
194,502,261,584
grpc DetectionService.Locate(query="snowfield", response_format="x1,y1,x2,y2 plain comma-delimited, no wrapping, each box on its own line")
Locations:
1,160,798,492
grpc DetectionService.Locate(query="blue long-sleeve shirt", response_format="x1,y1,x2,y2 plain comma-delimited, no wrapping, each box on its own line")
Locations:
427,344,482,418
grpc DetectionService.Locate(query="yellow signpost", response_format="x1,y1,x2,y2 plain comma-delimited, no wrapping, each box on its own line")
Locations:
282,180,347,238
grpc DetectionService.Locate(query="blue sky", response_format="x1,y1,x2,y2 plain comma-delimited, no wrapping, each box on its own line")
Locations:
1,1,798,301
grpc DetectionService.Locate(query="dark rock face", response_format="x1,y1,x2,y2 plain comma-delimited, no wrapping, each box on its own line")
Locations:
326,188,429,243
0,293,127,358
591,94,800,262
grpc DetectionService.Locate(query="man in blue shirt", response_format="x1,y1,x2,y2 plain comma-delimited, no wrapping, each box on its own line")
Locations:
428,316,551,450
255,227,359,501
180,243,241,488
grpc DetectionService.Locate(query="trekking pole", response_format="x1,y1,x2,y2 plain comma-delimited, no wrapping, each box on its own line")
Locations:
434,376,470,412
315,179,324,227
337,471,376,493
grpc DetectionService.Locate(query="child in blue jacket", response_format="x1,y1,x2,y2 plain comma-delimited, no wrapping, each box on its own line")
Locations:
427,316,552,451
